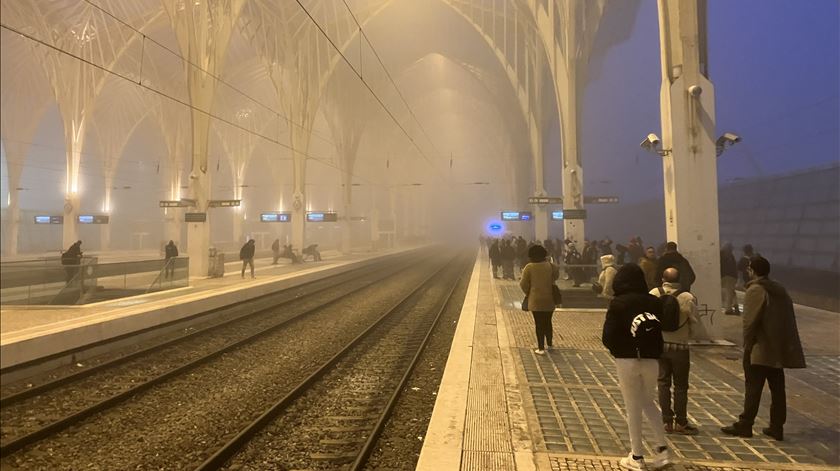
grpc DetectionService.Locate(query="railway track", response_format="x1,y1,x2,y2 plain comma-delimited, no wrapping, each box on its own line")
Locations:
0,249,431,458
200,253,470,470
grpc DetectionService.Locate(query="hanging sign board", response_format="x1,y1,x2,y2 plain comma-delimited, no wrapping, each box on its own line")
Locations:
528,196,563,204
185,212,207,222
78,215,110,224
208,199,241,208
260,212,291,223
34,215,63,224
584,196,619,204
562,209,587,220
501,211,532,221
306,212,338,222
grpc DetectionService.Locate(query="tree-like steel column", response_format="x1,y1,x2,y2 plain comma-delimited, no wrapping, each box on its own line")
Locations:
657,0,720,339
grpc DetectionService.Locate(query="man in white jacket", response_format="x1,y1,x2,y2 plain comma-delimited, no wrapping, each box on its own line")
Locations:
650,267,699,435
598,254,618,299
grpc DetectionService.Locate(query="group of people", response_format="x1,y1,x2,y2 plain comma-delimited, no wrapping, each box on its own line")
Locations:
508,235,805,470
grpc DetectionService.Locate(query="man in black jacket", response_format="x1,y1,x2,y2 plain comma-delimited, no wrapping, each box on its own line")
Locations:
655,242,696,291
602,264,671,470
164,240,178,279
240,239,256,279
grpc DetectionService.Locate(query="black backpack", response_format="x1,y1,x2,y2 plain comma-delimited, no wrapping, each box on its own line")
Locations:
657,287,685,332
630,311,663,357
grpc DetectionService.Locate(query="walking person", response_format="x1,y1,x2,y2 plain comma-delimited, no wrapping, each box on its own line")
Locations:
651,267,699,435
722,256,805,441
271,238,281,265
164,240,178,280
602,264,671,470
240,239,256,279
489,239,502,278
501,239,516,280
721,242,739,315
519,245,560,355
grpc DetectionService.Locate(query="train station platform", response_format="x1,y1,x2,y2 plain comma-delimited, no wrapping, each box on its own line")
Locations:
0,246,421,373
418,254,839,471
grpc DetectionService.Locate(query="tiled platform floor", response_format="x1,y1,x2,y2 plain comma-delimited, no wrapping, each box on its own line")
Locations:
494,278,839,470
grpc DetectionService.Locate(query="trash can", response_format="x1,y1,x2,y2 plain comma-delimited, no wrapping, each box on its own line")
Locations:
208,248,225,278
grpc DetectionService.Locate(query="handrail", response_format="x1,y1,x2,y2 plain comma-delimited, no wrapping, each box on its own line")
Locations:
146,258,173,294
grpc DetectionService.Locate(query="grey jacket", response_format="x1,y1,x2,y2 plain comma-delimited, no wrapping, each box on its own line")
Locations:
743,277,806,368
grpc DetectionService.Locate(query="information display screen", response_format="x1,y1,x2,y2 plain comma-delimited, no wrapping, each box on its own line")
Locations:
306,212,338,222
260,212,291,223
34,215,63,224
501,211,520,221
185,212,207,223
519,211,532,221
78,215,94,224
551,210,564,220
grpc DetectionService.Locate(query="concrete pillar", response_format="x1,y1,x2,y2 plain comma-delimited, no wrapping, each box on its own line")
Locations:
232,209,244,245
529,118,549,242
62,129,84,248
185,102,212,277
5,190,20,256
657,0,721,339
100,224,110,251
369,207,380,250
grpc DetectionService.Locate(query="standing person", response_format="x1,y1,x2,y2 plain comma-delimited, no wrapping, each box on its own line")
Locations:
489,239,502,278
544,238,555,263
61,240,83,283
515,236,528,274
581,240,599,281
520,245,560,355
598,254,618,299
501,239,516,280
721,242,739,315
737,244,755,289
651,267,699,435
602,264,671,470
240,239,256,279
164,240,178,280
722,256,805,441
639,246,659,290
271,238,281,265
627,237,644,266
600,238,614,256
655,242,696,291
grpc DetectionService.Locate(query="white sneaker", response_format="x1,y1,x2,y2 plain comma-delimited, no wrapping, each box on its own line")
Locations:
619,453,645,471
534,349,546,355
649,448,671,469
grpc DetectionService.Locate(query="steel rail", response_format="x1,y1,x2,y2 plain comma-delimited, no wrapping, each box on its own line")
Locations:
194,255,464,471
0,252,429,458
0,250,421,408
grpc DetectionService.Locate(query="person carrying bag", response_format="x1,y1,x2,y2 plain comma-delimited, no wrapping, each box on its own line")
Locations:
520,245,561,355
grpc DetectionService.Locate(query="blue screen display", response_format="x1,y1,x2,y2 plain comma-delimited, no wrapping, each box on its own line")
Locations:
34,216,51,224
501,211,519,220
78,215,94,224
307,212,325,222
551,210,564,220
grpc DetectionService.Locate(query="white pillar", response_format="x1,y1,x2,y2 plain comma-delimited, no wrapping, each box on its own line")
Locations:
657,0,721,339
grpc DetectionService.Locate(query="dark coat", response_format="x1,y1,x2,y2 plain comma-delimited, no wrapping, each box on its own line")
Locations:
489,242,501,262
240,242,255,260
743,277,806,369
165,243,178,259
501,244,516,262
655,251,696,290
720,249,737,277
61,243,82,265
602,264,664,359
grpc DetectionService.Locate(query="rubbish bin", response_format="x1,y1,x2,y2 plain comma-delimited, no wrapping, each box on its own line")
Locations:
208,248,225,278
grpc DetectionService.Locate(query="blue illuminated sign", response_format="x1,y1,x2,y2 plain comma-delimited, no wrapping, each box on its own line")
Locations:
486,221,505,236
501,211,520,221
261,212,290,223
551,210,564,220
306,212,338,222
519,211,532,221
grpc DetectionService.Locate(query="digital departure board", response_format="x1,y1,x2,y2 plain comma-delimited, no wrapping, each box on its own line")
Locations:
34,215,63,224
501,211,532,221
78,215,110,224
306,212,338,222
260,212,291,223
551,210,564,220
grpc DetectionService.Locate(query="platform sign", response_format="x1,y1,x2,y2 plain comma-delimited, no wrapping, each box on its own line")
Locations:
306,211,338,222
78,215,110,224
584,196,619,204
260,212,291,223
185,212,207,222
562,209,587,220
551,210,564,220
34,215,63,224
160,200,188,208
501,211,520,221
528,196,563,205
208,199,241,208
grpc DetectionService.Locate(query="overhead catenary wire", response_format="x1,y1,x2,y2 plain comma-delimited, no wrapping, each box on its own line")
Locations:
0,22,377,187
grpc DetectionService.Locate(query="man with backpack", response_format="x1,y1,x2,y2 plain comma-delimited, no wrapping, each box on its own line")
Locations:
650,267,699,435
602,264,671,470
240,239,256,279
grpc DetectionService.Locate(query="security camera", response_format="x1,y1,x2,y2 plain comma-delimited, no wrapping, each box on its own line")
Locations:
715,132,742,156
688,85,702,97
640,133,661,151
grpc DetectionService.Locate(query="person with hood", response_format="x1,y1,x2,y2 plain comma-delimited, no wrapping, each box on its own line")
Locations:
602,264,671,470
655,242,696,291
720,242,739,315
721,256,805,441
61,240,83,283
489,239,502,278
519,245,560,355
164,240,178,279
598,254,618,299
639,246,659,290
240,239,256,279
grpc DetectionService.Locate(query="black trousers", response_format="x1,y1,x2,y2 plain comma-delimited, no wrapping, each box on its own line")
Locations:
531,311,554,350
739,356,786,428
658,348,690,425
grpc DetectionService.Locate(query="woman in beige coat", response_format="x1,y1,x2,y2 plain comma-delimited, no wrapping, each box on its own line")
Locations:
520,245,560,354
